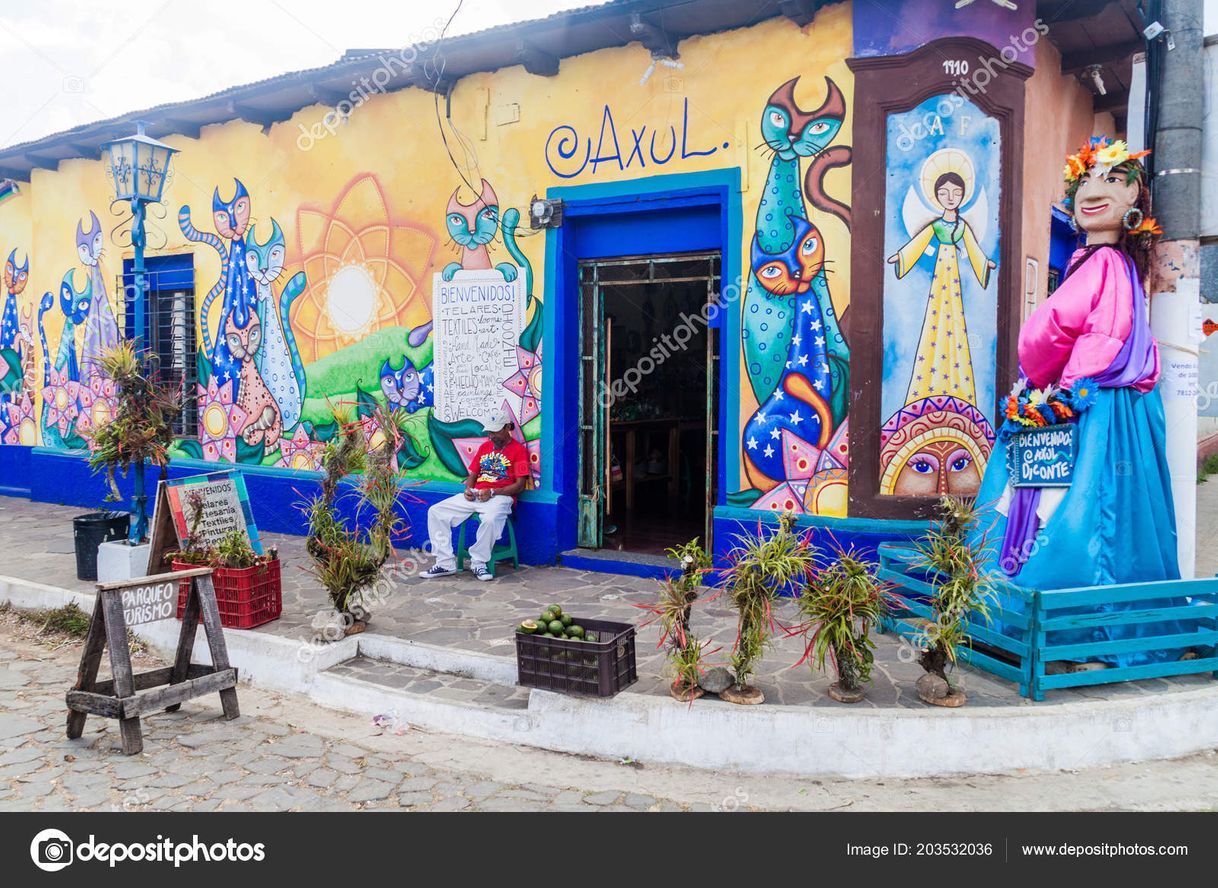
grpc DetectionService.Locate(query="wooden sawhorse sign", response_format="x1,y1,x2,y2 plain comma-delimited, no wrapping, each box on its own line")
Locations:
65,567,240,755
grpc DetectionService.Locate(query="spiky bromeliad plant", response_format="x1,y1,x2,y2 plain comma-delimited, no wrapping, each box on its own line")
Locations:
721,511,816,695
914,496,996,685
86,342,182,503
795,549,889,694
636,538,714,696
305,403,405,621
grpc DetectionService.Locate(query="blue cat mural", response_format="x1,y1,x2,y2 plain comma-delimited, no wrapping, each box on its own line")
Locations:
743,76,851,407
179,179,258,395
380,355,433,413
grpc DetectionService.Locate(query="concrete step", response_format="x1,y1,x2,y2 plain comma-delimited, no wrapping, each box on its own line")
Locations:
325,655,529,711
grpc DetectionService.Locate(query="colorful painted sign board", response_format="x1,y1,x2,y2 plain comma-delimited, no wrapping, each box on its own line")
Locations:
162,470,263,554
1010,425,1076,488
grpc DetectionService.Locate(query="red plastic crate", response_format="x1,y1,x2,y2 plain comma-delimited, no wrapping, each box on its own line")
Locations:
172,559,282,629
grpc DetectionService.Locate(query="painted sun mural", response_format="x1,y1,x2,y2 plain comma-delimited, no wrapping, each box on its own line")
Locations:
291,173,437,364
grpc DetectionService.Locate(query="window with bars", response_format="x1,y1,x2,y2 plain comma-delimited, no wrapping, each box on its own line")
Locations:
119,254,198,438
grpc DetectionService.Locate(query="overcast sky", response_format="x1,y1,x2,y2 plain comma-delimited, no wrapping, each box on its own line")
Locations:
0,0,586,149
0,0,1215,150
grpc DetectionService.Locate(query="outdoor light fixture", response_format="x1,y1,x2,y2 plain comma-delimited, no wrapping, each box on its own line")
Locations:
99,121,178,544
1082,64,1107,97
529,195,563,229
101,121,178,204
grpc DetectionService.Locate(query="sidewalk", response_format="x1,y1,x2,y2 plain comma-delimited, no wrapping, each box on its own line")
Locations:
1,494,1210,709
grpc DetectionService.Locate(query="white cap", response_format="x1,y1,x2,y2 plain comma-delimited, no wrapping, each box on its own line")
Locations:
481,408,511,433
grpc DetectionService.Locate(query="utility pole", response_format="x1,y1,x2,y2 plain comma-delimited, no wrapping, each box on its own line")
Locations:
1148,0,1205,578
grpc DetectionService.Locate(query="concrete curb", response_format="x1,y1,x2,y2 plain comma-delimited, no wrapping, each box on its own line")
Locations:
5,574,1218,778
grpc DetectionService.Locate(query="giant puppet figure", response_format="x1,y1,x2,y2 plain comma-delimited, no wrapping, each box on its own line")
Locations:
974,137,1194,672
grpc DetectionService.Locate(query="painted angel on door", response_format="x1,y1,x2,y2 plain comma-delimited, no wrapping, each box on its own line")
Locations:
880,148,996,497
887,148,995,407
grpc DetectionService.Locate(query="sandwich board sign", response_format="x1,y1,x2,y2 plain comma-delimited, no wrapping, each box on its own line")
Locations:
65,568,239,755
146,470,262,574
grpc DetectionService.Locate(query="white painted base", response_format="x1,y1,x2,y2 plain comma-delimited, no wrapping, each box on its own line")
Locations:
95,541,151,583
4,572,1218,778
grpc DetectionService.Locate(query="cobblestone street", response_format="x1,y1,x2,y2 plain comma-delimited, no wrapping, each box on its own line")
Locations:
3,615,1218,813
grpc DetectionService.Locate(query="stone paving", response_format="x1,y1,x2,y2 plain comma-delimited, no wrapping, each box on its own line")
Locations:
0,625,693,812
1,495,1215,710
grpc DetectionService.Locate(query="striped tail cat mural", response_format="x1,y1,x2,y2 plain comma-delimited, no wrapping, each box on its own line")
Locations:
740,75,853,517
244,220,308,431
179,179,258,396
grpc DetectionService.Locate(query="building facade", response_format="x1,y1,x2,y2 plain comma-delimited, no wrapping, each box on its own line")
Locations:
0,0,1135,571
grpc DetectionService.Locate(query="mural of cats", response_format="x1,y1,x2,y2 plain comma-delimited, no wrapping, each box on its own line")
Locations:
75,211,119,381
224,310,282,451
380,355,433,413
55,270,92,383
440,179,528,284
743,76,850,406
1,250,28,351
742,215,837,484
244,220,308,430
179,179,257,395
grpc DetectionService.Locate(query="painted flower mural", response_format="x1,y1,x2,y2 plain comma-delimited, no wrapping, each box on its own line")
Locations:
277,425,325,472
2,392,36,446
42,366,80,438
198,378,248,462
502,343,543,426
74,372,119,443
291,174,438,364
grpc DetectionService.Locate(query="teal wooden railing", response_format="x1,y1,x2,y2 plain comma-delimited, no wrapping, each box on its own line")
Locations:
876,543,1218,701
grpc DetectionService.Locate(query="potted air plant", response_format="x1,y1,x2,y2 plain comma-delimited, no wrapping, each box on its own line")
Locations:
912,496,996,707
77,342,181,580
304,402,405,638
636,538,715,702
719,511,816,705
794,549,889,703
170,494,282,629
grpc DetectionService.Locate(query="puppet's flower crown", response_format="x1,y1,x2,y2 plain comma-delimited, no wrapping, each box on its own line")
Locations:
1063,136,1150,191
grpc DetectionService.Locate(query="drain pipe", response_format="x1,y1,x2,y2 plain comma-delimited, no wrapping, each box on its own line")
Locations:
1147,0,1205,577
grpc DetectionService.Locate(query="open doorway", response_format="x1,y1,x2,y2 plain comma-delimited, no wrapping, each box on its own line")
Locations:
577,252,719,557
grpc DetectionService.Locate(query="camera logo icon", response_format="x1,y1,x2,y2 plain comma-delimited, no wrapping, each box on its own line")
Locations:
30,828,74,872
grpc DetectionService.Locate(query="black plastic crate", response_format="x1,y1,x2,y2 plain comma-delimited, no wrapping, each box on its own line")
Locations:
515,617,637,697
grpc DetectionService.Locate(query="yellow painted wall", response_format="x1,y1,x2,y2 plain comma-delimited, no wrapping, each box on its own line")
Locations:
0,5,855,503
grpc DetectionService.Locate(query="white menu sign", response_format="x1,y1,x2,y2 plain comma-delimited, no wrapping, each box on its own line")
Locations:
432,268,526,423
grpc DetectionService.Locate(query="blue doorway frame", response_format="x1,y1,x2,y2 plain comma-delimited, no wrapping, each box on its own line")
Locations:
540,169,744,561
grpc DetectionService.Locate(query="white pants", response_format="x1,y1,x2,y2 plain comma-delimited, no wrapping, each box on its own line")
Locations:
427,492,513,570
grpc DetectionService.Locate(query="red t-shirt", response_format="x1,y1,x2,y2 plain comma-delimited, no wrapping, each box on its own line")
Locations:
471,439,530,496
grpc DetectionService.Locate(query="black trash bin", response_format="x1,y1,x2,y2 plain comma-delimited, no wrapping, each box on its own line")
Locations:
73,511,130,581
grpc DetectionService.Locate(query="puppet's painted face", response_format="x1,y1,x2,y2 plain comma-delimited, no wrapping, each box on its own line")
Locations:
1072,166,1139,239
891,440,981,497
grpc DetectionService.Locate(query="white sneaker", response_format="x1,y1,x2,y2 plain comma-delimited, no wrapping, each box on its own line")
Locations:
471,565,494,581
421,564,457,578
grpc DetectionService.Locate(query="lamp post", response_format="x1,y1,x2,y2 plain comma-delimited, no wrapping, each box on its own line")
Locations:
100,121,177,544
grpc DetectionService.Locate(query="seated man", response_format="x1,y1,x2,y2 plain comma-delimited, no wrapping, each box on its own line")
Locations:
421,408,528,581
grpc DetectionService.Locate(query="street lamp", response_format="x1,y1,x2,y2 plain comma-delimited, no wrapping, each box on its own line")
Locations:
100,121,177,544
